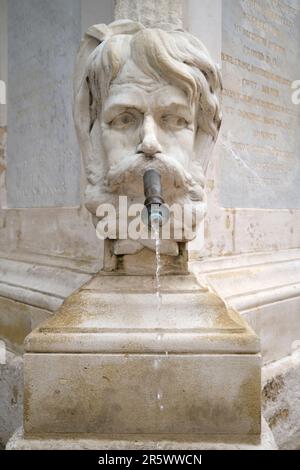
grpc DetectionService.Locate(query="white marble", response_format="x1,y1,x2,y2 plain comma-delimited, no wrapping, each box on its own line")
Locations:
74,19,222,256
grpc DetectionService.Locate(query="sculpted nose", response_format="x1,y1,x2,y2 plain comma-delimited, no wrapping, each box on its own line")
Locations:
137,115,162,156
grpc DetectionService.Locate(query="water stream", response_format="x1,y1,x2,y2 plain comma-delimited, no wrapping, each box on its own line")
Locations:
151,214,162,311
150,213,165,412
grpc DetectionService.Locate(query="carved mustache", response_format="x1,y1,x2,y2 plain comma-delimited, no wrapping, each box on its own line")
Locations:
105,153,205,201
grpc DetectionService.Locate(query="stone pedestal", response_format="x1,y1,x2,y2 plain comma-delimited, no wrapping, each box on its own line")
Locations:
7,418,277,450
17,273,261,445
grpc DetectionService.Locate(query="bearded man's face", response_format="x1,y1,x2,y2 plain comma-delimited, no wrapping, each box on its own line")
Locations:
99,60,197,203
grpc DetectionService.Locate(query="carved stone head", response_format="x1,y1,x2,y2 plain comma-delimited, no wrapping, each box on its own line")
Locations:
74,20,222,257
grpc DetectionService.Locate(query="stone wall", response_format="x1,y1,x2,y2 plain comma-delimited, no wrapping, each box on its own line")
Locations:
0,351,23,449
0,1,112,357
0,0,113,447
0,126,6,207
263,349,300,449
0,0,7,208
0,0,300,449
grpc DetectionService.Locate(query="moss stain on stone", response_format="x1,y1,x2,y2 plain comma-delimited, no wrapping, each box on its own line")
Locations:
262,375,284,403
268,408,289,429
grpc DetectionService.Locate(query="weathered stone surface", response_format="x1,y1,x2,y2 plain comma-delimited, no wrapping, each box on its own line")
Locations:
0,350,23,448
0,0,6,204
0,257,96,352
24,352,261,437
0,296,50,353
24,274,259,354
3,3,280,450
114,0,184,29
262,349,300,449
7,418,276,450
0,207,102,272
192,250,300,364
74,19,221,259
0,126,6,206
220,0,300,208
6,0,81,208
22,273,260,438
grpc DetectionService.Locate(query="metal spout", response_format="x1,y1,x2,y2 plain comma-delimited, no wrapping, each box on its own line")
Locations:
143,169,168,227
143,169,164,207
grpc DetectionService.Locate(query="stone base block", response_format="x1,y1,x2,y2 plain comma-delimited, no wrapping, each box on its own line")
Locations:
24,352,261,437
22,274,261,440
7,419,277,450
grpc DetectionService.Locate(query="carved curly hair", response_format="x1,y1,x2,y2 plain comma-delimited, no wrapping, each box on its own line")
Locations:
74,20,222,177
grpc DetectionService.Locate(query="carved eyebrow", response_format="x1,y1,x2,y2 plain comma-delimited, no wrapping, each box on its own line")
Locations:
156,103,193,118
102,98,193,122
103,104,144,122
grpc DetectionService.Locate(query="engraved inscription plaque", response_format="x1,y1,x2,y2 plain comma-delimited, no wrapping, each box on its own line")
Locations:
6,0,81,208
221,0,300,208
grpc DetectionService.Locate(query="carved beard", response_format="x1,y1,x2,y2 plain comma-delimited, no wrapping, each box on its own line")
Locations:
106,152,204,202
87,153,207,255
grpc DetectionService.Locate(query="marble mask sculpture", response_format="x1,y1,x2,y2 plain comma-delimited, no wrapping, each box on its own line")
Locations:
74,20,222,256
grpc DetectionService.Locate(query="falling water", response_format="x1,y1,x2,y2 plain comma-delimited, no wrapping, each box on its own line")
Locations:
150,213,166,412
151,214,162,310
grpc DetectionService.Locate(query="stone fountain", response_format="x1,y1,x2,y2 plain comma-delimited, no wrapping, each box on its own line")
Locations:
8,20,263,449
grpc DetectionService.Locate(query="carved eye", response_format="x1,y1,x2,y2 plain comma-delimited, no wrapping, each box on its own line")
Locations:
110,112,136,129
161,115,189,130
